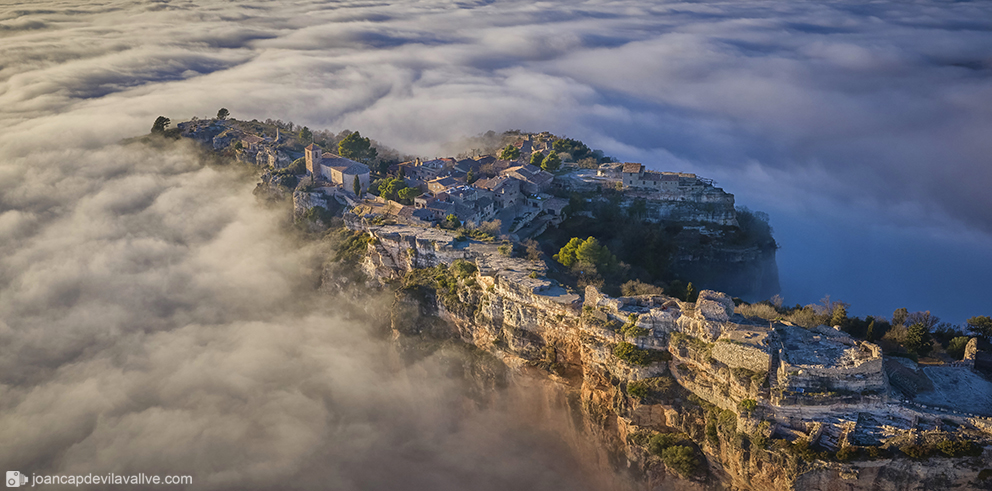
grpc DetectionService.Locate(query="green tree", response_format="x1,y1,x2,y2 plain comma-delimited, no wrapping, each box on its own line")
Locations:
444,214,459,229
554,236,617,273
398,187,419,203
529,152,545,167
552,137,592,161
554,237,585,268
216,108,229,120
353,174,361,196
947,336,971,359
905,323,933,357
866,320,876,341
660,446,698,477
376,177,407,201
299,126,313,145
685,282,696,302
966,316,992,340
541,150,561,172
151,116,170,133
498,145,520,160
466,169,476,184
338,131,377,164
830,305,848,328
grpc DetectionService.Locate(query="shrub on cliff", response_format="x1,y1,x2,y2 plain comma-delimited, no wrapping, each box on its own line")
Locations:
648,433,684,455
621,280,663,296
835,446,859,461
738,398,757,415
936,439,983,458
627,381,650,400
613,342,670,366
333,230,373,262
451,259,477,278
620,314,649,339
660,445,699,477
900,443,933,460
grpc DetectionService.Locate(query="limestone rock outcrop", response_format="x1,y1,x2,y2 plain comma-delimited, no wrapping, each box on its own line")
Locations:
341,221,992,491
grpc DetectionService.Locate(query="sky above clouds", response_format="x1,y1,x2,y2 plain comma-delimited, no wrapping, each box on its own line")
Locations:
2,0,990,320
1,0,991,487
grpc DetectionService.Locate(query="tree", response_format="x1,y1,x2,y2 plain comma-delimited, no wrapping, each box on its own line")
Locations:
685,282,696,302
907,310,939,331
552,137,592,161
866,320,876,341
353,175,361,196
892,308,909,327
529,152,545,167
541,150,561,172
554,236,617,273
905,323,933,357
216,108,229,120
466,170,476,184
375,177,408,201
498,145,520,161
660,445,698,477
398,187,419,203
151,116,170,133
966,316,992,340
947,336,971,359
299,126,313,145
338,131,377,164
830,305,848,328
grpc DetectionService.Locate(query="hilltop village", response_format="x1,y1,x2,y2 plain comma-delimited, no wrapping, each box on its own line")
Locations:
169,115,992,490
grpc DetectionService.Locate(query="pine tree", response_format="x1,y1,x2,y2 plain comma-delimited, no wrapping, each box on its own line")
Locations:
353,174,361,196
151,116,170,133
541,151,562,172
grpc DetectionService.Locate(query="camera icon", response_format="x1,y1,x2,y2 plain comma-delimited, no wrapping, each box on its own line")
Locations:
6,471,28,487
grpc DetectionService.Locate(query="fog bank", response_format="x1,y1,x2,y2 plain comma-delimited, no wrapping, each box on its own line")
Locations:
2,0,992,486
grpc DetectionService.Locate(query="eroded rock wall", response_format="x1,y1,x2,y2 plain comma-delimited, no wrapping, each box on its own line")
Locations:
345,223,991,491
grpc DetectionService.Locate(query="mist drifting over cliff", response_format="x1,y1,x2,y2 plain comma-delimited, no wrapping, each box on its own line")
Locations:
0,135,608,489
3,0,991,321
1,0,991,487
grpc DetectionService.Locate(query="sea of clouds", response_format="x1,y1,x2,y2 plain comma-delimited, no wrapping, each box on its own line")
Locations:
1,0,991,488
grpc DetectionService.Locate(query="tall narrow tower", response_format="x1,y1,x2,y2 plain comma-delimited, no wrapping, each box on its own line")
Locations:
305,144,322,176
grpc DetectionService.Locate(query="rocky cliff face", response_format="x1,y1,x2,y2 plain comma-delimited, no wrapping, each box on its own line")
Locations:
338,220,991,491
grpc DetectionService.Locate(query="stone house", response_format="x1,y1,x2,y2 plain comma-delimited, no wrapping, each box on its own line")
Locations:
475,176,522,208
399,157,447,181
304,144,370,192
620,163,681,192
427,176,460,195
242,135,264,152
501,165,553,194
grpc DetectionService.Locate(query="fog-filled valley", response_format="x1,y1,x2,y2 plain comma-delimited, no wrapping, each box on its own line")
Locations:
2,0,992,488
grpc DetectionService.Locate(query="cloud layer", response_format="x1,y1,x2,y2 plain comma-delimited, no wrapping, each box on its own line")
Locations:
0,138,606,489
3,0,991,321
2,0,992,487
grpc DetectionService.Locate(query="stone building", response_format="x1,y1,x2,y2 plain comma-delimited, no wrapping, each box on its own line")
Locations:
304,144,370,191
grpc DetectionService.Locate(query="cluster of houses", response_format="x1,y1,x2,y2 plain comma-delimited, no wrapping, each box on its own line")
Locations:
597,162,713,192
373,156,569,235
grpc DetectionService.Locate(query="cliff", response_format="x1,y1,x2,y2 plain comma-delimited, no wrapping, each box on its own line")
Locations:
336,218,992,491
